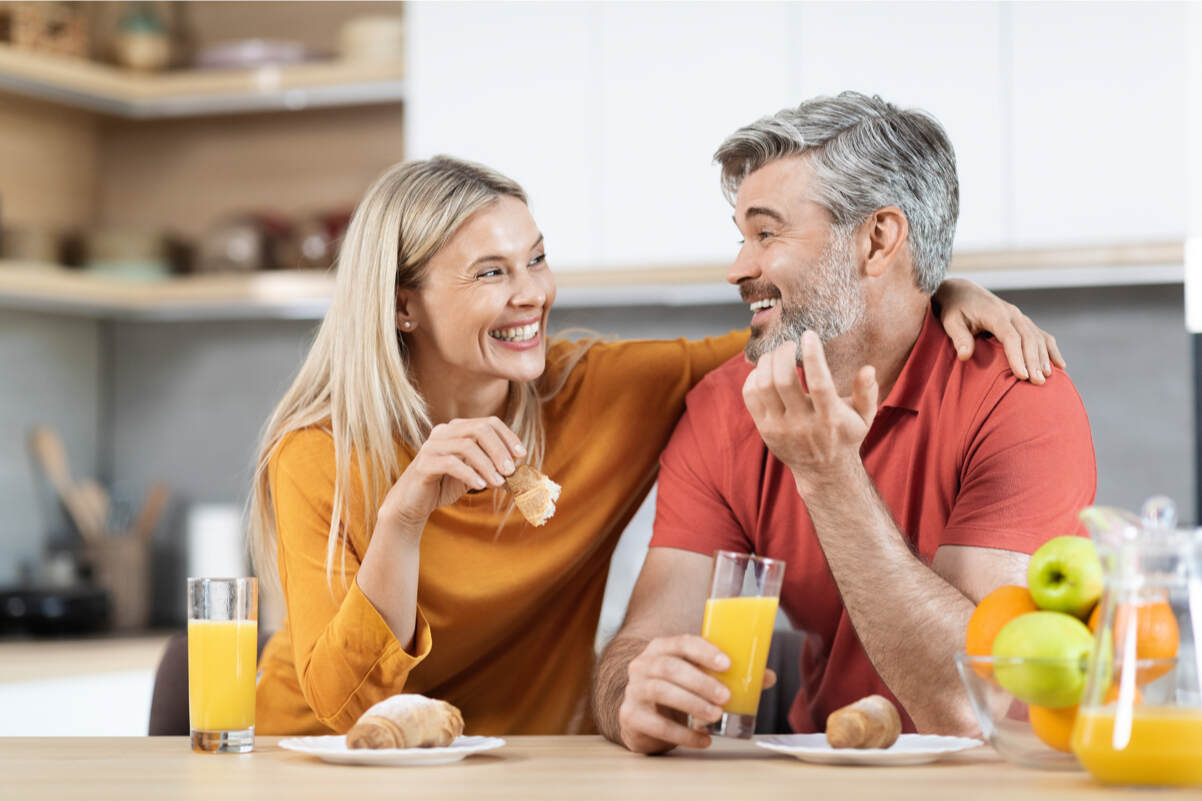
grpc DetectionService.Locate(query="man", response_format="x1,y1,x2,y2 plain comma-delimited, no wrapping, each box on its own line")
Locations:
592,92,1095,754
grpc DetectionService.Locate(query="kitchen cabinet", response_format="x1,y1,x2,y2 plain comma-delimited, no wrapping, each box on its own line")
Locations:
1010,3,1188,248
0,42,405,118
407,1,1187,274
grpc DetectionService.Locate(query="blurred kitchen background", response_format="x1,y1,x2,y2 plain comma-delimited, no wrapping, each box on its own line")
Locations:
0,1,1198,734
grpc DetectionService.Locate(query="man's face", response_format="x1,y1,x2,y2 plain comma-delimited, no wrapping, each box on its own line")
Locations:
727,156,866,363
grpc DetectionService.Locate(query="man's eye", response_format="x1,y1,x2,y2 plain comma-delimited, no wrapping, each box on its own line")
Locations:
757,231,774,241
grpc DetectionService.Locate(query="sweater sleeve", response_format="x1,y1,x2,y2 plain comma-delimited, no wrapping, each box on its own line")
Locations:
269,430,433,732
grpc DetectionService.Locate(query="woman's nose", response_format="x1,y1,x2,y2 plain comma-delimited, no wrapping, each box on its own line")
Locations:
511,268,546,307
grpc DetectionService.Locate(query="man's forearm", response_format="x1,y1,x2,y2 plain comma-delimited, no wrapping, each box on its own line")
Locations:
796,463,977,734
593,635,648,744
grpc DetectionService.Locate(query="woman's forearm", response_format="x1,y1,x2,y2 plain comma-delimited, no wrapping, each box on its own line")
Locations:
355,514,424,651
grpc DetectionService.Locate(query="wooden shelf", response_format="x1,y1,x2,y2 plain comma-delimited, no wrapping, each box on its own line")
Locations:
0,242,1184,321
0,44,404,118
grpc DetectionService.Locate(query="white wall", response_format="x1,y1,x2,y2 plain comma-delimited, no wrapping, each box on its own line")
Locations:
406,1,1188,269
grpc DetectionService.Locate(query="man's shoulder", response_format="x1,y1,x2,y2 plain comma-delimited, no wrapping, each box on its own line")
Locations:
688,350,754,405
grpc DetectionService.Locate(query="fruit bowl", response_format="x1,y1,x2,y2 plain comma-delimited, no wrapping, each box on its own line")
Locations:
954,653,1081,771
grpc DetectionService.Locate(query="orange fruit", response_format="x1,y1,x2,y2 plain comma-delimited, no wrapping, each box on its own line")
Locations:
1088,599,1179,684
965,586,1039,677
1103,683,1143,705
1029,704,1077,753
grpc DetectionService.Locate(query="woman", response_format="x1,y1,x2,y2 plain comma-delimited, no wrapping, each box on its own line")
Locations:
251,156,1061,736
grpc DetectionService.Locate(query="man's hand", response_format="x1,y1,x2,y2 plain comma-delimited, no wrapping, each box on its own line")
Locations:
742,331,878,491
617,635,730,754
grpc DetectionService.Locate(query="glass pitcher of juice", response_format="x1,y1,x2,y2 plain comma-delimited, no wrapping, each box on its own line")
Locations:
1072,501,1202,787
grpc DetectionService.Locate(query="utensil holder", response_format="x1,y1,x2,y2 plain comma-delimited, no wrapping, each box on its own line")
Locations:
81,536,149,630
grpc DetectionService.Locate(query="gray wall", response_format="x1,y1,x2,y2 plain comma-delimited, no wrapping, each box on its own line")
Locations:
0,310,101,585
0,283,1192,625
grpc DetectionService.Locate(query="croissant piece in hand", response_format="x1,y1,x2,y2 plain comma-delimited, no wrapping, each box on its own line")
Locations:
505,464,561,527
347,694,464,749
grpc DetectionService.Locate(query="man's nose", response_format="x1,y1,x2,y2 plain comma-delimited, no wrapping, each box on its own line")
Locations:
727,242,760,286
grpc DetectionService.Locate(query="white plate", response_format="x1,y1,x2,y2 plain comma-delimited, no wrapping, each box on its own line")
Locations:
755,733,984,766
278,735,505,766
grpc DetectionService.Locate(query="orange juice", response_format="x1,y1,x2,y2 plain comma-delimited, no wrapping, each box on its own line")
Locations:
188,620,258,731
700,596,778,715
1071,707,1202,786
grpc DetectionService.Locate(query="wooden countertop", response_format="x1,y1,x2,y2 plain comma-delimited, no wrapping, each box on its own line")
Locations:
0,735,1190,800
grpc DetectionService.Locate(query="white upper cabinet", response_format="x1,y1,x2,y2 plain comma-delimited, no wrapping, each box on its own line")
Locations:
405,2,1188,272
596,2,791,268
792,2,1007,252
1009,2,1187,247
404,2,605,268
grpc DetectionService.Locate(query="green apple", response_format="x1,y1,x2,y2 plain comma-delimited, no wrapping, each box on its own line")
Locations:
991,611,1094,708
1027,536,1103,618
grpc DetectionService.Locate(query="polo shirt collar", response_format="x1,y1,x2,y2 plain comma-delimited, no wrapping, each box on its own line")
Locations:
877,304,941,413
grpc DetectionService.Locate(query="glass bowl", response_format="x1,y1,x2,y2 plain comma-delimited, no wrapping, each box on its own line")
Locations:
954,653,1082,771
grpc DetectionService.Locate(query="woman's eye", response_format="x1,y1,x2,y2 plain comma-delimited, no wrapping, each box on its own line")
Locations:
757,231,774,241
477,268,503,279
529,253,547,267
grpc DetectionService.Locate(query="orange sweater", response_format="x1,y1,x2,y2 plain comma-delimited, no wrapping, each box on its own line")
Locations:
255,332,748,736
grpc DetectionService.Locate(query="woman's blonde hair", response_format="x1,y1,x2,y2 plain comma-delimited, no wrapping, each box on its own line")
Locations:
249,156,575,599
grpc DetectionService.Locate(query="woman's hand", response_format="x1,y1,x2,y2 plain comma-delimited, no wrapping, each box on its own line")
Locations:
935,278,1066,384
377,417,526,538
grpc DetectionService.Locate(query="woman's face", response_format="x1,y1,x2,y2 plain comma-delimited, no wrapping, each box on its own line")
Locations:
400,195,556,388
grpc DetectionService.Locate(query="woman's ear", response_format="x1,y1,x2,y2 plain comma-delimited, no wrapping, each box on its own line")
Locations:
396,289,416,332
863,206,909,279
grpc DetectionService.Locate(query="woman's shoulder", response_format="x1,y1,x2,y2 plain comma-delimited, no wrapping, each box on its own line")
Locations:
270,424,336,479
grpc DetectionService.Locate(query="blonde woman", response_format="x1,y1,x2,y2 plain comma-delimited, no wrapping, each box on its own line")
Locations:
251,156,1062,736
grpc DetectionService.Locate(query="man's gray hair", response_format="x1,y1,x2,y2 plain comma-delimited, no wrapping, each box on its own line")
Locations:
714,91,958,294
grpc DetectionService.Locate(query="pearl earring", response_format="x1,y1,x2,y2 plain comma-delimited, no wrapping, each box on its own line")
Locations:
401,321,413,330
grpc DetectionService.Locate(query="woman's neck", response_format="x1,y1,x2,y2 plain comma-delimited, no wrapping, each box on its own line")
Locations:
410,358,510,426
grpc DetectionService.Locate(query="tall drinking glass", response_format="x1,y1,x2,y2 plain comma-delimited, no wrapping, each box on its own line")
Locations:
699,550,786,738
187,577,257,753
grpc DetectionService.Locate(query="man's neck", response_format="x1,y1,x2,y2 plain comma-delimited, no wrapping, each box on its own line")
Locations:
822,298,929,402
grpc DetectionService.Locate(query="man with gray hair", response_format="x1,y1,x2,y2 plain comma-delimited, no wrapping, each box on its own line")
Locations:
592,92,1095,752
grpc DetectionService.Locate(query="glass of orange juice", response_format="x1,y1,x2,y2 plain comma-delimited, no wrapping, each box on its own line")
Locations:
697,550,785,739
187,577,257,753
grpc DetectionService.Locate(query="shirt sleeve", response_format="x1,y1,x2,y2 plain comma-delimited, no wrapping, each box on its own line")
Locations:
650,382,753,556
940,369,1097,554
270,432,433,732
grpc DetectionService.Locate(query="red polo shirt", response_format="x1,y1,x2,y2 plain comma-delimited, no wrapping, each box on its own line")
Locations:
650,306,1096,733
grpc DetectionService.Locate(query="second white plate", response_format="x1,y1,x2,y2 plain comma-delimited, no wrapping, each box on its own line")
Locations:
278,735,506,766
755,733,983,766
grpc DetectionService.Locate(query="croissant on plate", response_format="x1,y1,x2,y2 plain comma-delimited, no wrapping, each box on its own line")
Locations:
346,694,464,749
825,694,902,749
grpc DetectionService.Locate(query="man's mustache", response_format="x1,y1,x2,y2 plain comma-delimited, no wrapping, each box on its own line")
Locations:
738,280,783,303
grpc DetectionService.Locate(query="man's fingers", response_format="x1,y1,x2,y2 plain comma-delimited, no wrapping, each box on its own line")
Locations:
648,634,730,672
625,706,712,751
769,340,808,412
799,331,840,416
851,365,878,425
753,354,787,417
641,678,725,724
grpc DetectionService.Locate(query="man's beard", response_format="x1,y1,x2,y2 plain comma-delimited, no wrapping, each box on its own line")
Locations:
744,226,866,363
